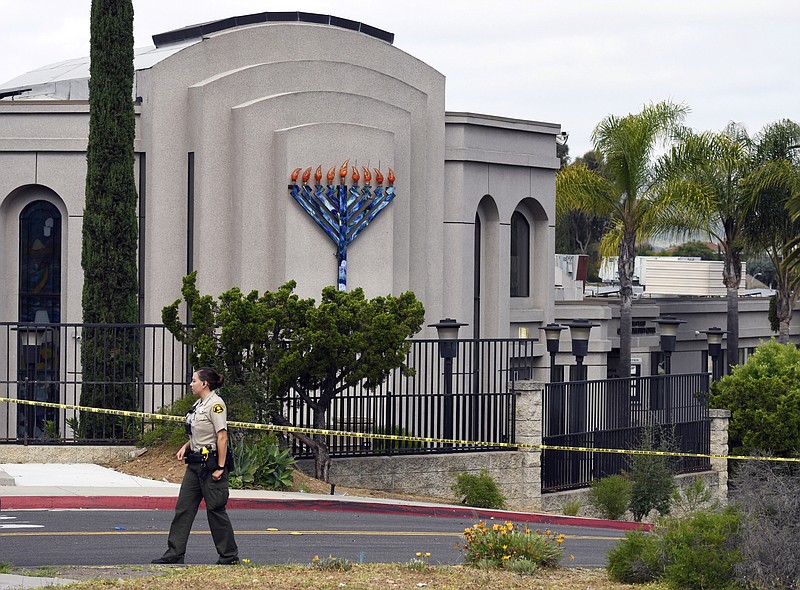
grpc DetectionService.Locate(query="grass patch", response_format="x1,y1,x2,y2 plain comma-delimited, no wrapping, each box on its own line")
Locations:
25,564,668,589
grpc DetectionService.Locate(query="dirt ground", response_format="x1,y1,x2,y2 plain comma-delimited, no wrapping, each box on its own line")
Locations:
105,442,454,504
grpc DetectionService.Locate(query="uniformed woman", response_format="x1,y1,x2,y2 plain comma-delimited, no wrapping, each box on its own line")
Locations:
152,367,239,565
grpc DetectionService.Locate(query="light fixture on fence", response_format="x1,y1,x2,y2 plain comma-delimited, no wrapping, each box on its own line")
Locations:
541,323,565,383
700,327,727,382
654,316,685,375
429,318,467,359
428,318,468,445
563,319,598,380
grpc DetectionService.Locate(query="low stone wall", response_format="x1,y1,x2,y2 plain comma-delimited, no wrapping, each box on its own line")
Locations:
0,445,140,464
297,451,531,508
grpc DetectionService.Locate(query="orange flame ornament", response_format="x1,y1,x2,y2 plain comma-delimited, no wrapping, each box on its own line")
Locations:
374,168,384,185
314,165,323,184
387,168,395,184
351,166,360,183
301,167,312,184
362,166,372,184
339,159,350,179
290,167,302,183
327,166,336,184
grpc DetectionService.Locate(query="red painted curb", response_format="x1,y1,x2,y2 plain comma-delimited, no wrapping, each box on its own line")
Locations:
0,495,651,531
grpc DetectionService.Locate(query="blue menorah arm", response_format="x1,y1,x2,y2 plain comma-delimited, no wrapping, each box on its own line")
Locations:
289,185,340,246
346,189,395,244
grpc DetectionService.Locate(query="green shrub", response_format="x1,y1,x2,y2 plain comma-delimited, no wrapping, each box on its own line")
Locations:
607,530,663,584
562,498,581,516
138,394,196,448
254,441,295,490
709,340,800,456
451,470,506,509
588,474,631,520
310,555,352,572
671,476,715,516
628,426,676,521
461,521,563,569
659,508,743,590
229,439,260,489
229,435,295,491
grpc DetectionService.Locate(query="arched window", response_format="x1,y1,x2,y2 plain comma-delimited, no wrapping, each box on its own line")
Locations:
18,200,62,439
510,211,529,297
19,201,62,322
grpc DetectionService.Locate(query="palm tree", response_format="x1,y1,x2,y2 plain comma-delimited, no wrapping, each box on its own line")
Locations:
742,120,800,343
656,123,753,370
556,101,691,375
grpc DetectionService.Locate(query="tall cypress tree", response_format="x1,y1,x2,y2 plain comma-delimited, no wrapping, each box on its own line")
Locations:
79,0,139,439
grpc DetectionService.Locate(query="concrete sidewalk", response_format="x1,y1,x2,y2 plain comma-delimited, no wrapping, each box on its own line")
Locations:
0,462,644,527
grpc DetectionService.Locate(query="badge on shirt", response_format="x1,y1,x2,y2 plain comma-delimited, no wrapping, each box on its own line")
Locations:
212,403,225,414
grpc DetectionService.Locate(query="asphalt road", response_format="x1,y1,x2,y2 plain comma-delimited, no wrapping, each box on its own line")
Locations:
0,508,624,568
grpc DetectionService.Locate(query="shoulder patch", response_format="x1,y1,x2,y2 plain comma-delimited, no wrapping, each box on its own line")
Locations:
212,403,225,414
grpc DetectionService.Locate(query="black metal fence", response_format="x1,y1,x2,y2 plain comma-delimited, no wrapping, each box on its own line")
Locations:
541,373,711,492
284,338,533,458
0,322,189,443
0,322,533,454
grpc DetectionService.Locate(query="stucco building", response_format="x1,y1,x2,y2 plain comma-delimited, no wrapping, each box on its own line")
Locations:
0,12,560,344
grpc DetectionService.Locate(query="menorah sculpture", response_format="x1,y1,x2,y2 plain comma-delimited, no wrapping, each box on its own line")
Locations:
288,160,396,291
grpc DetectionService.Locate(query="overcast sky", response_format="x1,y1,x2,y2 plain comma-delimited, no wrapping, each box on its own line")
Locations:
1,0,797,157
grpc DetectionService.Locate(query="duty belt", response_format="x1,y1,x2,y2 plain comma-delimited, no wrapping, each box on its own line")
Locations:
185,446,217,463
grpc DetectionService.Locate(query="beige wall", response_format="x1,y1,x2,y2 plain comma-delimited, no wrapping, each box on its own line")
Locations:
0,20,560,351
137,22,447,328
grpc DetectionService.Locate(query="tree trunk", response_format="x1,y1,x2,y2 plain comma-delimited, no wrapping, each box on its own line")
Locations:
617,235,636,376
726,286,739,370
312,406,331,482
776,289,792,345
722,248,742,374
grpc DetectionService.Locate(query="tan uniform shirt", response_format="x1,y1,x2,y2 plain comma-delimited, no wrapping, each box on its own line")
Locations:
186,392,228,452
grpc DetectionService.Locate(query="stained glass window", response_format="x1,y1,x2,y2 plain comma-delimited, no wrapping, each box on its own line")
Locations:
19,201,61,323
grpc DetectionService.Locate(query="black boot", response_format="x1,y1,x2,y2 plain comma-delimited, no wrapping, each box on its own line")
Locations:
151,556,184,564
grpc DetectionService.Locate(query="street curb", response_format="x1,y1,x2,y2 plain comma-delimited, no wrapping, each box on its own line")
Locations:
0,495,651,532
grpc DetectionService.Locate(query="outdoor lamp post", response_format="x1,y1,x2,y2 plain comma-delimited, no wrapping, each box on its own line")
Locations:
654,316,685,375
541,323,566,437
700,327,727,382
653,316,685,422
563,319,597,439
564,319,597,381
429,318,467,445
541,323,565,383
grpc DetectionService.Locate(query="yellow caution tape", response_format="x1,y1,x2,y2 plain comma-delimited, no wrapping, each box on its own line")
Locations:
2,396,798,463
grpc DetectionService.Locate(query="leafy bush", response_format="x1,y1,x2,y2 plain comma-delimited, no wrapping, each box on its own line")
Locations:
138,394,197,448
588,474,631,520
254,441,295,490
628,426,676,521
607,508,743,588
229,439,260,489
659,508,743,590
671,476,716,516
451,470,506,509
461,521,563,569
710,340,800,456
229,435,295,491
310,555,352,572
606,530,663,584
731,460,800,589
561,498,581,516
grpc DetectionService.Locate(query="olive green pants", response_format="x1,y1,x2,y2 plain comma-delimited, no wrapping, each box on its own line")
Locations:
160,463,238,563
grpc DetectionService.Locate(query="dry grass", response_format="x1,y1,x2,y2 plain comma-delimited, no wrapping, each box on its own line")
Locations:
47,564,667,589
